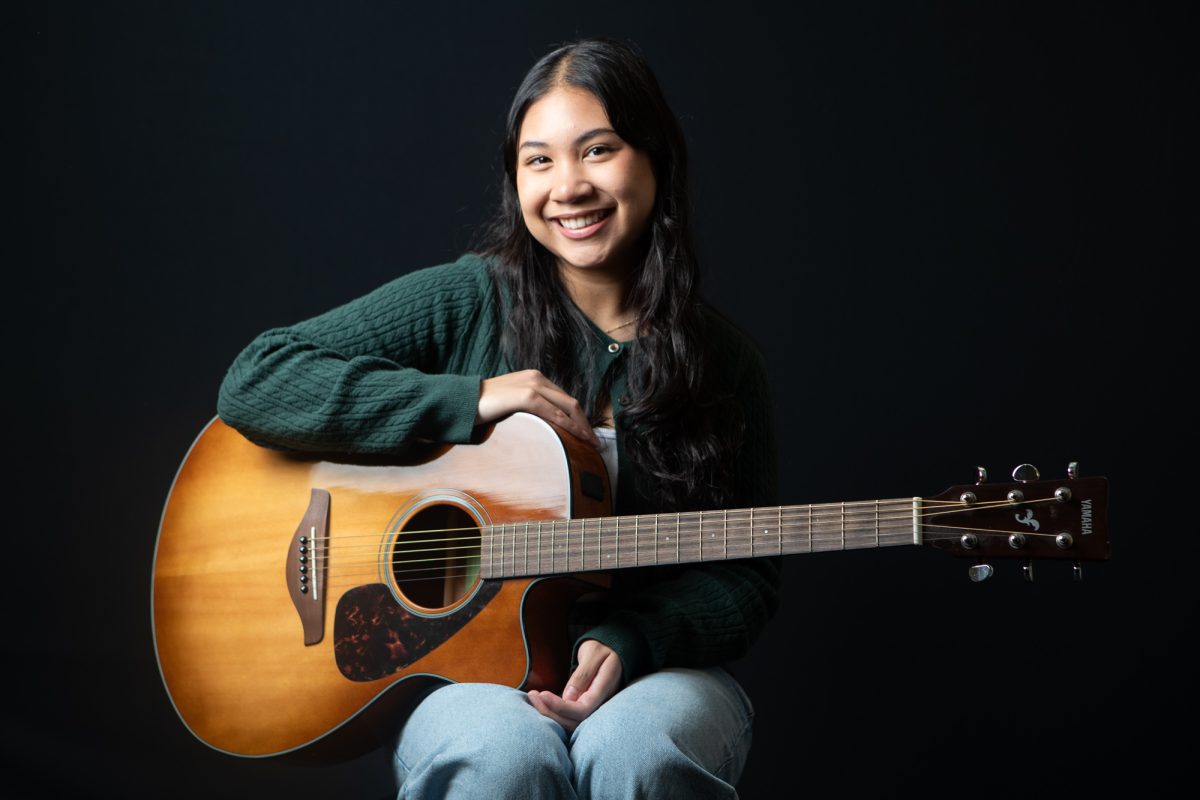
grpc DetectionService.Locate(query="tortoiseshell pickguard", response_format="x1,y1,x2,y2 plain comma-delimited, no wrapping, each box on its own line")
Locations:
333,581,502,682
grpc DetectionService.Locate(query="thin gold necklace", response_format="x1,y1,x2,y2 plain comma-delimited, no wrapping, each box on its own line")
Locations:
604,319,636,335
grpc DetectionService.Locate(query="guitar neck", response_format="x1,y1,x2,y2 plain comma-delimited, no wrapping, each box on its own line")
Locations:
481,497,921,579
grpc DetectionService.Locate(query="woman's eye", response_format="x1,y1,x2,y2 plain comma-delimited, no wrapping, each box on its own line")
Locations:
526,155,551,167
585,145,612,158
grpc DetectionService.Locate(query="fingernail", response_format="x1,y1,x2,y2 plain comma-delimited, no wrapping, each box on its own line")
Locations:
563,686,579,702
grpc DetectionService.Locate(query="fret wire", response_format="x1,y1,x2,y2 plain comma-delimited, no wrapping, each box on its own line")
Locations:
615,516,620,569
654,514,660,565
487,524,493,578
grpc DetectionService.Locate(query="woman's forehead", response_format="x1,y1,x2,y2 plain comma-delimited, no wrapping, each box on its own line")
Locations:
518,87,613,147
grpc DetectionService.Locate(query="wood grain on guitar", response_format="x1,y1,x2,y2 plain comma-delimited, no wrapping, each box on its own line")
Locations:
152,413,1109,759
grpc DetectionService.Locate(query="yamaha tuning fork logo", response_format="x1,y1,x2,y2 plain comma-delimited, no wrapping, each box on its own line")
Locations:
1014,509,1040,531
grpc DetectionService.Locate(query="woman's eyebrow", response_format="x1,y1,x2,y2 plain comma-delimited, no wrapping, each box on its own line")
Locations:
518,128,619,151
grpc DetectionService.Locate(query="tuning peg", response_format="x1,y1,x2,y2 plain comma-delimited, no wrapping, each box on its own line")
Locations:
1021,560,1034,582
976,466,987,485
1068,461,1079,479
1012,464,1040,483
968,563,994,582
1073,561,1083,582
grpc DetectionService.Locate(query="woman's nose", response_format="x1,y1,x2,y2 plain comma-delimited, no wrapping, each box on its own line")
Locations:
551,163,593,203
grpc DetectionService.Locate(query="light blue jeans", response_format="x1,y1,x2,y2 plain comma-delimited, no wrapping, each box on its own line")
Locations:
392,667,754,799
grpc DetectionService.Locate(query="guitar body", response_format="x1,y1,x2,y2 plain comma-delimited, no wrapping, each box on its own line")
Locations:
152,413,611,759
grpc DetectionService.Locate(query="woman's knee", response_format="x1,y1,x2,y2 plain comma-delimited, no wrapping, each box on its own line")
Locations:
569,669,753,797
394,683,572,798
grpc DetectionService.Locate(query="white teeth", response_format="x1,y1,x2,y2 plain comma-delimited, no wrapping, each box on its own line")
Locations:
559,210,609,230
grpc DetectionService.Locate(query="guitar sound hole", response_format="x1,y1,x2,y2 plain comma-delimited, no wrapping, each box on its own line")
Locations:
392,504,481,611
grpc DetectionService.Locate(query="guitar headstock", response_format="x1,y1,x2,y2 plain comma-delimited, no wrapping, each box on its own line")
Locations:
921,463,1109,581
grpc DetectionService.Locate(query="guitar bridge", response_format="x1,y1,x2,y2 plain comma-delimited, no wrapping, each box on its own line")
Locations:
287,488,329,645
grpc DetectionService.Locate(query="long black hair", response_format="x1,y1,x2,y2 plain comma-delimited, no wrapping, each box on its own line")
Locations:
480,38,741,511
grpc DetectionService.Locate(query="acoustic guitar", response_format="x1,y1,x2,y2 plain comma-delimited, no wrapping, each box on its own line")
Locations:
152,413,1109,759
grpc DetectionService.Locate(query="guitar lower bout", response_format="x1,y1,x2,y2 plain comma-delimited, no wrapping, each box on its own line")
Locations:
152,412,613,758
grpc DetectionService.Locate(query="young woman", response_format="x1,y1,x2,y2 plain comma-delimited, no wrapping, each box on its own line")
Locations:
219,38,779,799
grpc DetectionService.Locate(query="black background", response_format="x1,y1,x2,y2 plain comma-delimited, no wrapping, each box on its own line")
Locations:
14,2,1189,797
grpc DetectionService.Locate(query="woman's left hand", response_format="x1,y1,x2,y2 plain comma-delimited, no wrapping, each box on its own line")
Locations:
527,639,623,733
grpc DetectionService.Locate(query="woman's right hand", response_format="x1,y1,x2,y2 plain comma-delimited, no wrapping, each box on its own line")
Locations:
476,370,600,448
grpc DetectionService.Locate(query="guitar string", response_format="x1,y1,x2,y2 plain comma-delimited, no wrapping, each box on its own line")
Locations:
922,522,1062,537
306,497,1055,555
368,519,1048,580
328,530,923,580
326,525,918,572
297,496,996,545
311,515,1054,575
305,497,1032,548
318,519,1032,578
307,506,916,551
323,518,920,558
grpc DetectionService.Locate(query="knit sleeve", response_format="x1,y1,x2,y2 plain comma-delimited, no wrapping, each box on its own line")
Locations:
579,341,782,681
217,256,500,453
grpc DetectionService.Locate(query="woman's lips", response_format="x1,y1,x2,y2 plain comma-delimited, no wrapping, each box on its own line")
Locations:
554,208,614,239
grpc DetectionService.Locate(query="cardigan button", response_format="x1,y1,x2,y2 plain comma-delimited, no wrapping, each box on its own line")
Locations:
607,342,620,354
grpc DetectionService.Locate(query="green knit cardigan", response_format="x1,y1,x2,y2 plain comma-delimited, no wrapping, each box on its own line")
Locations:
218,254,781,681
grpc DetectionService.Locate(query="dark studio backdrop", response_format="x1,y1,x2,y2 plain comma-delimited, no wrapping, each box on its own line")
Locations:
14,1,1189,797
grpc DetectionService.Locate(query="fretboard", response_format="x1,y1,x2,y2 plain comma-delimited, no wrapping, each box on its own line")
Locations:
480,498,920,579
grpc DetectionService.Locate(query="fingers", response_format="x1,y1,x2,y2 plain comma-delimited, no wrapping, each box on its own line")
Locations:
477,370,600,447
527,690,583,732
528,391,596,447
526,641,624,733
563,639,609,701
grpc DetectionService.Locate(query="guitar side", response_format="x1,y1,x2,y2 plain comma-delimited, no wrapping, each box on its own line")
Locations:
152,414,611,758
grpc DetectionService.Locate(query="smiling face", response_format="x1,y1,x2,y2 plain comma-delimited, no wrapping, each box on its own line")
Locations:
515,87,657,280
